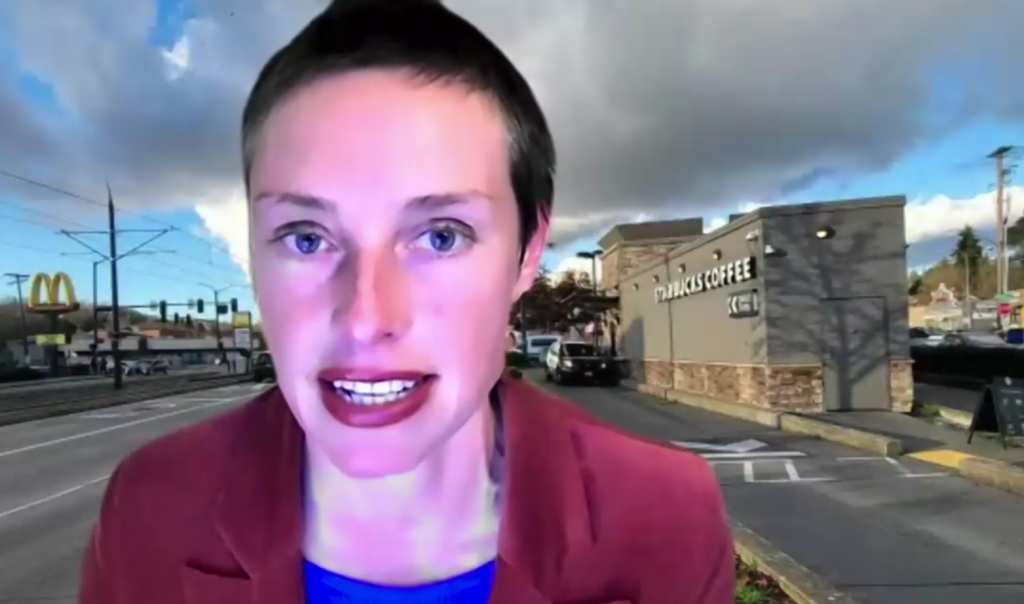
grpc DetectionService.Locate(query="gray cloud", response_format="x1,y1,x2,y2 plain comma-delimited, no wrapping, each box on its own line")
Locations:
1,0,1023,242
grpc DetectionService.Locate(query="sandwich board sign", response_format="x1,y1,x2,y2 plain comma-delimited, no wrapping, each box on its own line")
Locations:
968,376,1024,450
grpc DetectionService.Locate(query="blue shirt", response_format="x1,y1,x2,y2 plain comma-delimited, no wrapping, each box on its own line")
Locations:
304,559,497,604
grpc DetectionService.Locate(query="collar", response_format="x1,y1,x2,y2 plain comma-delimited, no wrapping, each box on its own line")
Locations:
205,373,594,604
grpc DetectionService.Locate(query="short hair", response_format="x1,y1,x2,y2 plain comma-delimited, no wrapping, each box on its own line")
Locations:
241,0,555,256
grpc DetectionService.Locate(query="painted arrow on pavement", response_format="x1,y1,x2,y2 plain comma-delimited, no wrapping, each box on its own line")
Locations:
671,439,807,459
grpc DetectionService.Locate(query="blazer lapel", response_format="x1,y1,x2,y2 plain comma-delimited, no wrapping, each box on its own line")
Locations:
186,388,306,604
492,376,595,602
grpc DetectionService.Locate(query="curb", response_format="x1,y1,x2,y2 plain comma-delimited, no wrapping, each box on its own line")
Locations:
665,389,781,428
779,414,903,457
909,450,1024,498
733,521,862,604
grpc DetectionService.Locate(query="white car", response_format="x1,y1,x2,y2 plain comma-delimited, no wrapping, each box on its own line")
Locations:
524,334,559,363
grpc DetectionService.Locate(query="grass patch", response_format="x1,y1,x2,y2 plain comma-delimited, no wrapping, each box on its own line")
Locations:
735,556,793,604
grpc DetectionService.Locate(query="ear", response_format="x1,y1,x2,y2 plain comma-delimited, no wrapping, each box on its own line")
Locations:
512,212,551,300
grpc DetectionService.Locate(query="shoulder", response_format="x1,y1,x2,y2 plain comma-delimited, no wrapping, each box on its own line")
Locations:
516,381,734,602
97,393,274,540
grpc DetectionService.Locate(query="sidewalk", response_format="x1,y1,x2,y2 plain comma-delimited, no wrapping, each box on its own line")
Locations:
802,410,1024,469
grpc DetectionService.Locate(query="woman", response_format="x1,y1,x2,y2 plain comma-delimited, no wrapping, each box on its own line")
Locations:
79,1,734,602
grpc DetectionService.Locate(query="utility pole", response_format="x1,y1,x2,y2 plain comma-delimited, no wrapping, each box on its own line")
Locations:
199,283,241,371
56,184,171,389
3,273,31,362
990,146,1017,294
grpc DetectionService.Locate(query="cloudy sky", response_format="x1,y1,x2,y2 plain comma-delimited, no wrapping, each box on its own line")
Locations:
1,0,1023,315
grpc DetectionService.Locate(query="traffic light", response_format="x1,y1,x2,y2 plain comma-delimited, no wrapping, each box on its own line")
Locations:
173,312,180,325
159,300,167,323
230,298,239,313
185,314,193,327
196,298,204,314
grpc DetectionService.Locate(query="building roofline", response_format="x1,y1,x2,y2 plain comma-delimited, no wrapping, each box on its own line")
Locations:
616,195,906,284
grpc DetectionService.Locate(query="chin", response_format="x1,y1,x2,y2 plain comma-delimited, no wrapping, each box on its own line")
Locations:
322,440,426,479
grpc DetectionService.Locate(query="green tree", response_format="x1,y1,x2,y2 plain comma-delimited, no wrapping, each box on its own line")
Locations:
951,225,985,277
1008,215,1024,259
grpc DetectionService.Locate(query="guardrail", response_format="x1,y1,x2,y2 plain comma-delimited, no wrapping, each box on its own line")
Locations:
0,373,253,427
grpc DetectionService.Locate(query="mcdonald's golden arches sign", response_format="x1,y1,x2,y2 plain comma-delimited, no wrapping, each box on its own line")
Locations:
28,272,80,313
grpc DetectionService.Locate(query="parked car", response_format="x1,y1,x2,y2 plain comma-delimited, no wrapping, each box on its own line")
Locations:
140,358,170,375
937,332,1014,348
909,327,944,347
253,352,276,383
544,340,619,386
524,334,560,364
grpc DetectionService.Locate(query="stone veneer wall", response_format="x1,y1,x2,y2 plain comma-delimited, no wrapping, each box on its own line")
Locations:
640,358,913,413
889,358,914,413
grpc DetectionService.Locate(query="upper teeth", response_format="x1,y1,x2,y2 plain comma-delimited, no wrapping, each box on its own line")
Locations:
334,380,416,395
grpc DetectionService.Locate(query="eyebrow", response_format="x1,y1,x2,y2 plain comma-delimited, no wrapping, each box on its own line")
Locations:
252,191,488,211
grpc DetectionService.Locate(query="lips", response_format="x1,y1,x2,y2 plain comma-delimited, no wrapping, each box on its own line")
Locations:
316,368,436,428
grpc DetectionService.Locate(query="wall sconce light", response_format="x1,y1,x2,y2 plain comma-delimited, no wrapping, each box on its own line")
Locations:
632,283,639,290
815,226,836,240
678,263,687,273
745,229,760,242
651,275,660,283
712,249,722,260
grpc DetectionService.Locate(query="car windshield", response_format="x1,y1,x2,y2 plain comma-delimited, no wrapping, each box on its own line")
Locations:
563,343,597,357
529,337,556,348
964,334,1006,346
255,354,273,366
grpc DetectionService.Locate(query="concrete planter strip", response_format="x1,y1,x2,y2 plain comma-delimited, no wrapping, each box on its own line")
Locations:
733,521,863,604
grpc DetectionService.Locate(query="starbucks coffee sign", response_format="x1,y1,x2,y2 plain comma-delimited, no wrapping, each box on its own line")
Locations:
655,256,757,303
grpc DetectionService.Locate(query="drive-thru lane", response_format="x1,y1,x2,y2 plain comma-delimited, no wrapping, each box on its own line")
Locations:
0,383,266,603
3,374,1024,604
531,372,1024,604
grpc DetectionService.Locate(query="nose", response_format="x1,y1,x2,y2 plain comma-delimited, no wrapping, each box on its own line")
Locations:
335,248,412,346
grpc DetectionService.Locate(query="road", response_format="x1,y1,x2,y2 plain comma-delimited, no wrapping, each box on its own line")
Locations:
2,376,1023,604
532,373,1024,604
0,382,264,603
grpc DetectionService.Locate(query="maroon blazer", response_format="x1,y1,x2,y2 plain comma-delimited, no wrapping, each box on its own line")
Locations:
80,377,734,604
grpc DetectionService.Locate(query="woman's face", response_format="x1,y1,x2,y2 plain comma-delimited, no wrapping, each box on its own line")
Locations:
248,70,546,478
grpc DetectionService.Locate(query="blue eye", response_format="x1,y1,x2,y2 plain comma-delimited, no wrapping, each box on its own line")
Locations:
428,228,458,253
287,232,324,255
413,225,470,256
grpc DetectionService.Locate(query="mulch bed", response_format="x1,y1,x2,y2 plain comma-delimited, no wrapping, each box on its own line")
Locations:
735,555,794,604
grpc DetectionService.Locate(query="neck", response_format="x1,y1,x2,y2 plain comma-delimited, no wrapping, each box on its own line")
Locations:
303,402,501,585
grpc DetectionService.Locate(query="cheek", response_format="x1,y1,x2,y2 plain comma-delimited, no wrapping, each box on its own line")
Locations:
411,263,515,356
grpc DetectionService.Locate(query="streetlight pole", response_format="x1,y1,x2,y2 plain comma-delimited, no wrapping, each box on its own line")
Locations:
576,250,603,347
3,273,31,363
199,283,243,371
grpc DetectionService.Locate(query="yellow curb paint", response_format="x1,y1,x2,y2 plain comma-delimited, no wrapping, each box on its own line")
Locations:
909,449,976,470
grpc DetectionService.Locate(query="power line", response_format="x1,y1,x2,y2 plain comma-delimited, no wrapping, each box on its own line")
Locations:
0,238,195,285
0,166,235,257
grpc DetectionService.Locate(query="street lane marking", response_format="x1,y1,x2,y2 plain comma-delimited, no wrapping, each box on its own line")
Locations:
908,449,975,470
0,392,251,460
837,456,949,479
0,475,109,521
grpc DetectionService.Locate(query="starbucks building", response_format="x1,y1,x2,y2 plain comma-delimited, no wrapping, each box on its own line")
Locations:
599,195,913,413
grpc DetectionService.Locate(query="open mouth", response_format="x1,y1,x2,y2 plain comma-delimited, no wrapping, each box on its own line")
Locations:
331,377,426,405
316,370,437,428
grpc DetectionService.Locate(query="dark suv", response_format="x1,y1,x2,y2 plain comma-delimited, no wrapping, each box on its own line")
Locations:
544,341,619,386
253,352,276,383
